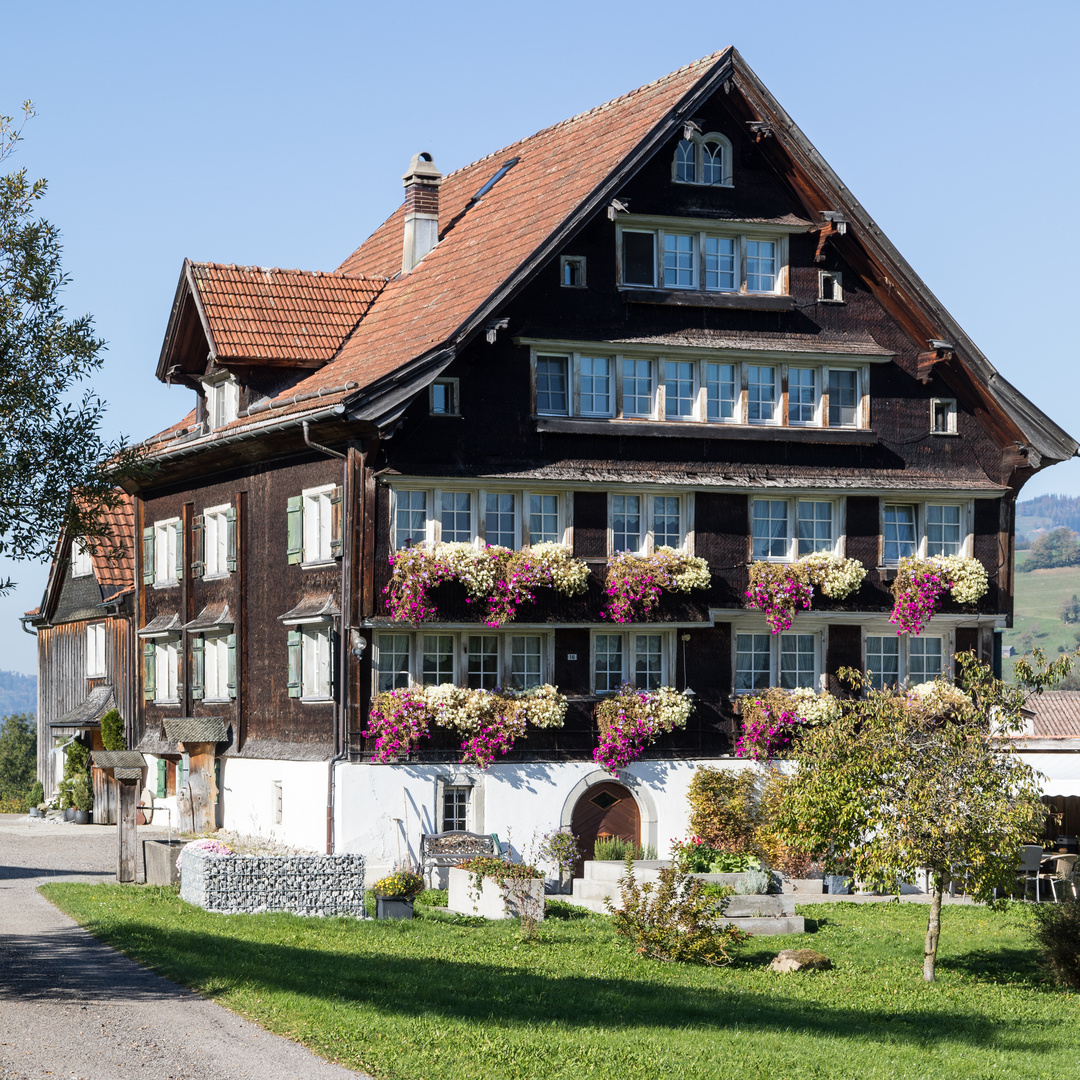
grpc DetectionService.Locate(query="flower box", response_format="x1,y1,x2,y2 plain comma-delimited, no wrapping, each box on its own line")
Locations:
375,896,415,920
447,867,545,921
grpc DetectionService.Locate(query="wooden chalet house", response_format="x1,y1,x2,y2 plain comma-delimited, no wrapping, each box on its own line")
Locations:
124,49,1075,871
24,496,136,820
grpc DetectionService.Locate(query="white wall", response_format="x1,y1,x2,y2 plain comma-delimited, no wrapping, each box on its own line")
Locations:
219,757,328,851
1021,752,1080,798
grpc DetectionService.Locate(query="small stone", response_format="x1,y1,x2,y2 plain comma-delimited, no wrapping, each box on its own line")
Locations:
770,948,832,973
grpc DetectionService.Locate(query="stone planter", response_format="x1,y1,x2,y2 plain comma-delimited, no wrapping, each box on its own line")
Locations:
73,809,91,825
786,877,824,895
375,896,415,920
144,839,186,886
448,867,545,921
824,874,852,895
28,807,44,819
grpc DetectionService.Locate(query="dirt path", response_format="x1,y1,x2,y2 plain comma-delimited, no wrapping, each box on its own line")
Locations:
0,815,366,1079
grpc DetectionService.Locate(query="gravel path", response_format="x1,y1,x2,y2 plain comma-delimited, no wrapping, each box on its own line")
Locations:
0,815,366,1079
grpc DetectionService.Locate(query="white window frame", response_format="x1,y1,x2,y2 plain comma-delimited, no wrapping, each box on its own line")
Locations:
591,630,675,694
560,255,587,288
86,622,106,679
154,639,180,704
864,625,952,690
826,367,862,429
671,131,734,187
429,378,460,416
203,375,239,432
301,625,333,701
302,484,335,565
153,518,181,586
750,496,843,562
880,500,973,566
931,398,958,435
733,627,823,693
608,491,693,556
71,540,94,578
203,632,231,701
203,504,230,577
818,269,843,303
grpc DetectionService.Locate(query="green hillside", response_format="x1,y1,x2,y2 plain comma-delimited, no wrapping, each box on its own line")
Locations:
0,670,35,716
1003,550,1080,682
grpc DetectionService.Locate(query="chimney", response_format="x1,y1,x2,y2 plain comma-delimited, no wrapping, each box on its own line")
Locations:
401,152,443,274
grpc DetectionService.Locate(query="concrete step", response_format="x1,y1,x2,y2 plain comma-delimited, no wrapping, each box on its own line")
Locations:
722,915,806,936
724,895,795,918
571,879,619,906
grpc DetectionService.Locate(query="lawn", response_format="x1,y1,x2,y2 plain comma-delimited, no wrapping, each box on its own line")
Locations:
41,884,1079,1080
1003,552,1080,681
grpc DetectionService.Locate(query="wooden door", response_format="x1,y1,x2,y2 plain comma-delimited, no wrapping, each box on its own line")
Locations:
570,781,640,878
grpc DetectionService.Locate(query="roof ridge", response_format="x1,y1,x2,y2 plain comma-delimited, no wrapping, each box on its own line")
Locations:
190,260,388,283
438,50,730,184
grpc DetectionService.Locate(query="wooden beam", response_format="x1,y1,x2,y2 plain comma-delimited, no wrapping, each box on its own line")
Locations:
117,780,138,883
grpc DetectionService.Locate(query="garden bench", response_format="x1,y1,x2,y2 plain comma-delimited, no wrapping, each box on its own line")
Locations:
420,830,503,884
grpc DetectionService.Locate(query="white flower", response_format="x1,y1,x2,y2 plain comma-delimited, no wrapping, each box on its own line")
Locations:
797,552,866,599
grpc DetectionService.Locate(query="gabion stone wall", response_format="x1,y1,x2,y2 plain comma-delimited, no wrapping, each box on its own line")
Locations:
179,848,367,917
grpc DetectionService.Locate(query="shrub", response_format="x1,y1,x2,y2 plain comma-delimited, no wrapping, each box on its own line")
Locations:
0,713,36,800
686,767,762,852
28,780,44,807
606,857,745,966
671,838,761,873
593,835,656,861
456,856,542,882
1031,893,1080,989
535,828,580,876
100,708,125,750
71,774,93,812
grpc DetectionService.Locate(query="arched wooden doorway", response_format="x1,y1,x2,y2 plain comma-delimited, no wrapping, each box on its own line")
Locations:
570,780,641,878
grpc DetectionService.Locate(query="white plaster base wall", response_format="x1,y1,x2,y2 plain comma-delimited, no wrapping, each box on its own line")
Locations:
333,757,759,885
219,757,327,851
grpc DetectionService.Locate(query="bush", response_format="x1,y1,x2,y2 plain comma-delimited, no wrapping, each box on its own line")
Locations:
100,708,125,750
71,774,93,812
606,857,744,966
593,835,656,861
1031,893,1080,989
686,767,762,852
28,780,43,807
671,838,761,873
0,713,36,800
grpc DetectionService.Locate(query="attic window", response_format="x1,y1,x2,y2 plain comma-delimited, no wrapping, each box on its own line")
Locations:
204,375,239,431
818,270,843,303
469,156,520,203
71,540,94,578
430,379,460,416
931,398,957,435
561,256,586,288
672,133,733,187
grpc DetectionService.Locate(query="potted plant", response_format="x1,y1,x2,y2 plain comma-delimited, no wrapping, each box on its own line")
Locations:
71,774,93,825
59,780,75,820
27,781,44,818
372,867,425,919
448,856,545,921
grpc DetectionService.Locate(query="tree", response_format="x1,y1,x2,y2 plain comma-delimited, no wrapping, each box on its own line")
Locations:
0,103,133,592
1061,595,1080,625
0,712,36,799
1021,527,1080,572
773,651,1071,982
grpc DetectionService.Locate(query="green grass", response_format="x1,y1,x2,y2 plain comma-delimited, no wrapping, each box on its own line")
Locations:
40,883,1079,1080
1004,552,1080,681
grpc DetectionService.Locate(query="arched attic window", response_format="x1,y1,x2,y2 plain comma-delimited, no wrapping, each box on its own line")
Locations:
672,132,733,187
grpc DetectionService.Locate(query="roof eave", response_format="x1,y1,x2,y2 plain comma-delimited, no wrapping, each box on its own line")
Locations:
155,259,219,384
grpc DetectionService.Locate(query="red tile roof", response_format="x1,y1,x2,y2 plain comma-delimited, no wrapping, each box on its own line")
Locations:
190,263,386,367
86,493,135,590
1029,692,1080,739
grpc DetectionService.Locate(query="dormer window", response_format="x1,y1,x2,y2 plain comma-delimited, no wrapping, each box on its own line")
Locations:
672,133,733,187
204,375,239,431
71,540,94,578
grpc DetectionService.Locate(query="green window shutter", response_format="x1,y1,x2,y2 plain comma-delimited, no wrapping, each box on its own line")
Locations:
177,757,185,790
191,635,204,700
143,641,156,700
142,527,155,585
287,629,302,697
191,515,204,577
226,633,237,699
226,506,238,572
329,628,339,700
214,758,221,805
173,521,184,581
156,758,167,799
287,496,303,565
330,486,344,559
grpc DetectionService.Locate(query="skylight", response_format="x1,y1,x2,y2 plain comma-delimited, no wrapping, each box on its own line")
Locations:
469,157,520,203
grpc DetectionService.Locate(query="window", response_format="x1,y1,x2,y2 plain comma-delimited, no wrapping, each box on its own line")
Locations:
71,540,93,578
560,255,586,288
622,358,655,418
788,368,817,425
579,356,613,417
467,634,500,689
509,636,543,690
153,519,181,585
287,626,332,700
931,398,957,434
153,640,180,703
736,632,818,691
536,356,569,415
706,362,736,421
86,623,106,678
375,631,550,691
926,504,962,557
395,490,429,549
528,494,560,544
430,379,460,415
442,785,470,831
485,493,517,548
377,633,411,692
611,493,687,555
422,634,455,685
619,223,787,295
201,633,233,701
751,498,838,561
273,781,283,825
653,496,681,549
200,505,234,577
747,366,777,422
664,361,696,419
819,270,843,303
883,505,917,563
204,376,239,431
441,491,473,543
672,132,733,186
303,486,335,563
594,631,671,692
611,494,642,554
882,502,969,564
828,369,859,427
866,634,944,690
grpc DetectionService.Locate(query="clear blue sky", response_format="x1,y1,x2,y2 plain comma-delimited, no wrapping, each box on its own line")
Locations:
2,0,1077,675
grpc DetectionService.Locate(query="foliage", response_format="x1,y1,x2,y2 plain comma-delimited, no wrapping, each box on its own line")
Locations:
606,858,745,966
592,836,656,861
774,653,1069,981
890,555,988,634
1030,892,1080,990
27,779,43,806
602,547,710,623
0,104,137,592
671,838,761,874
686,767,762,853
456,855,542,881
1060,594,1080,624
364,683,567,767
0,712,35,799
736,688,841,761
0,794,28,812
746,554,866,633
593,684,693,770
100,708,125,751
384,542,588,626
535,828,580,876
1021,527,1080,571
70,773,92,812
372,868,425,898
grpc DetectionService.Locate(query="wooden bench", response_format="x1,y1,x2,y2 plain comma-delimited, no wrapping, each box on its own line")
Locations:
420,830,502,884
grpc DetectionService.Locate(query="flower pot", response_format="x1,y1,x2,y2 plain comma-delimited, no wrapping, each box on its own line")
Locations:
63,807,75,822
73,809,91,825
28,807,44,819
824,874,851,895
375,895,414,920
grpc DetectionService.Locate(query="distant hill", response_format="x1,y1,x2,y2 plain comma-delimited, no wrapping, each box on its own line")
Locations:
1017,494,1080,543
0,670,36,716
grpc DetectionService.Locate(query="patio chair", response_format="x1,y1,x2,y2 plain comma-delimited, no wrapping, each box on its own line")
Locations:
1043,854,1078,902
1017,844,1044,901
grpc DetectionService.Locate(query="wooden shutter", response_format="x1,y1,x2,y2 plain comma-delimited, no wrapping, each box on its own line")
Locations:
191,515,205,578
226,632,237,699
143,640,156,700
142,527,155,585
156,758,167,799
173,521,184,581
287,629,302,697
191,635,204,700
287,496,303,565
226,506,238,572
329,628,339,700
330,486,344,558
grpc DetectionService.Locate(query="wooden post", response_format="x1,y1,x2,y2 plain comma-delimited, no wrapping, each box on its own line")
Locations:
181,741,218,833
117,779,139,882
